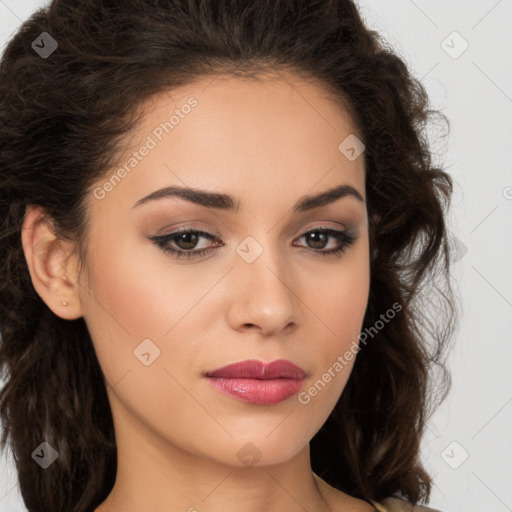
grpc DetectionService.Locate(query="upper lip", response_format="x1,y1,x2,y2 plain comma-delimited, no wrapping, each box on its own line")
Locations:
204,359,306,380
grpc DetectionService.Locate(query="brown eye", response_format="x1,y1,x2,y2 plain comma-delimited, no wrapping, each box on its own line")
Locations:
173,231,200,250
149,229,219,259
294,228,357,257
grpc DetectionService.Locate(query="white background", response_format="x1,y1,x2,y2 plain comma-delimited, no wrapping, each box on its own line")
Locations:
1,1,511,511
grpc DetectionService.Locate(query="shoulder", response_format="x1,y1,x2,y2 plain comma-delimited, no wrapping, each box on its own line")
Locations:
376,497,443,512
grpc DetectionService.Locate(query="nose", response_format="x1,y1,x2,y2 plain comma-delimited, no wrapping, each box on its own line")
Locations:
226,242,298,337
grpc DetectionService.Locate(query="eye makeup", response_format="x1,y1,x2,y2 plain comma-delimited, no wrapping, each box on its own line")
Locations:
148,225,358,260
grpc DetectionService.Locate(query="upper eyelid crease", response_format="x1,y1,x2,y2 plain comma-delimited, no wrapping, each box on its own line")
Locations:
154,225,351,241
151,226,356,250
150,227,357,262
132,183,364,212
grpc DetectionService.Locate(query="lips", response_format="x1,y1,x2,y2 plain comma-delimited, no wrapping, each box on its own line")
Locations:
204,359,306,405
204,359,306,380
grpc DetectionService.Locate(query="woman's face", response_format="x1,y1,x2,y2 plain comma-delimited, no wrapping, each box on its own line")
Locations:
79,72,370,467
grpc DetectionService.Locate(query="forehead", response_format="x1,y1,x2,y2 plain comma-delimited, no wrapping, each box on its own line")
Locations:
141,71,361,143
89,72,366,217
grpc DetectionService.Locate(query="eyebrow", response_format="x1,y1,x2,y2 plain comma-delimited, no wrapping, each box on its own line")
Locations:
132,183,364,212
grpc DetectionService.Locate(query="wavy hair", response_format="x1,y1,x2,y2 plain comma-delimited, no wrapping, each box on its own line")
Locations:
0,1,459,510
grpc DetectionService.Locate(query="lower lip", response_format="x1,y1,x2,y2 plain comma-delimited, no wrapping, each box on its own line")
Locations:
205,377,305,405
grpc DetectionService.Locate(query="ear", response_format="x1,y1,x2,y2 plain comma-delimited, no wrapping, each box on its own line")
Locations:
21,205,84,320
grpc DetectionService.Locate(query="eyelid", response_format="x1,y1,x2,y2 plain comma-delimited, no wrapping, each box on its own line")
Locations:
152,223,222,238
151,222,349,243
149,224,358,260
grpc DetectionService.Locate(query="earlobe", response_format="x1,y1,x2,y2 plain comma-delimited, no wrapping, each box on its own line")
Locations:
20,205,84,320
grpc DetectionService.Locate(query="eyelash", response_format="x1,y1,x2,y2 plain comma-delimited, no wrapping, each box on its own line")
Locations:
149,227,357,260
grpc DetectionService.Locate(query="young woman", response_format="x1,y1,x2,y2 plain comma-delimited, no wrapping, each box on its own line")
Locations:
0,1,458,511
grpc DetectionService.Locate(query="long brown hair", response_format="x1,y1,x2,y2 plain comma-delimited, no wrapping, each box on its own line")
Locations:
0,1,459,510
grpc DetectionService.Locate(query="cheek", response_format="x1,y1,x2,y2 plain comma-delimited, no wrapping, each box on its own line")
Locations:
310,242,370,352
80,224,187,339
79,228,219,392
300,245,370,404
78,230,169,383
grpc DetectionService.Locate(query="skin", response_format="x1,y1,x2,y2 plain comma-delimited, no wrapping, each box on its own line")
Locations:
21,72,376,512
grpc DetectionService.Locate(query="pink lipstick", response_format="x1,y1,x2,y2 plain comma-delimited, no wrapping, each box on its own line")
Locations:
204,359,306,405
